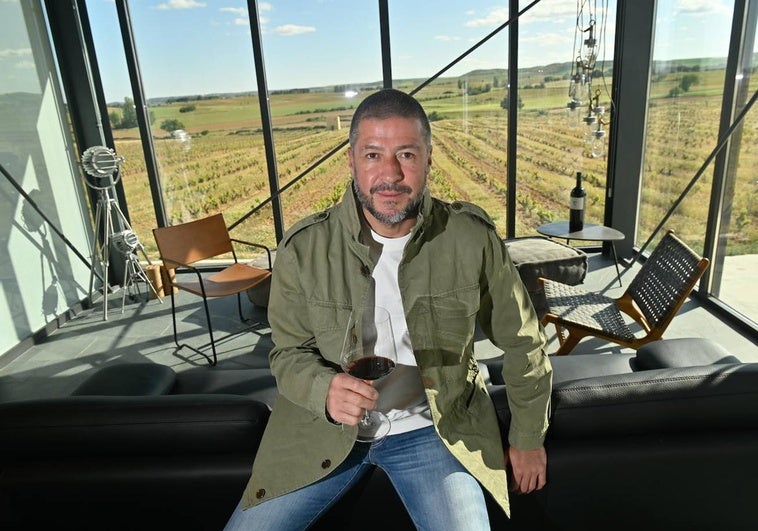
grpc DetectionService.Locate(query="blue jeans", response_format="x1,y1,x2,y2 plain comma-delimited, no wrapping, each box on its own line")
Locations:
224,425,490,530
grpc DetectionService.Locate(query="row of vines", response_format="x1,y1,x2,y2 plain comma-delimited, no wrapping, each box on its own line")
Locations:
114,74,757,260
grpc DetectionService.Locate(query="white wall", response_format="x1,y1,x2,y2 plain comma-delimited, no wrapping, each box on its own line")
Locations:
0,0,94,357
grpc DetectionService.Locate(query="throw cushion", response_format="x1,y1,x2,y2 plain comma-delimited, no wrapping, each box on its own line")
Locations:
72,363,176,396
504,236,587,315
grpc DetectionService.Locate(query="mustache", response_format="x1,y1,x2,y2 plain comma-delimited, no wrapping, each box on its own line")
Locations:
370,183,413,194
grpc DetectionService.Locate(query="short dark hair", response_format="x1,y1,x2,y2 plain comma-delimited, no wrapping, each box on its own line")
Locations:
348,89,432,149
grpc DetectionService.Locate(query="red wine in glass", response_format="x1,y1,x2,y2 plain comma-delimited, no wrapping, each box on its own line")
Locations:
340,306,397,442
346,356,396,380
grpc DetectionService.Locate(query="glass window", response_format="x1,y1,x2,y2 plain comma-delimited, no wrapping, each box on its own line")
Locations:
517,0,615,236
87,1,272,254
391,1,510,235
261,1,381,231
84,0,160,253
711,7,757,323
641,0,734,253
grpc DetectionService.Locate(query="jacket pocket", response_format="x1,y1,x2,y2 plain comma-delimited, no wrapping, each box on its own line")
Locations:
310,302,353,364
408,285,479,365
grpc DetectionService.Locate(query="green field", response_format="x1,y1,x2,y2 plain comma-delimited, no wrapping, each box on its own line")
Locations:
110,61,757,259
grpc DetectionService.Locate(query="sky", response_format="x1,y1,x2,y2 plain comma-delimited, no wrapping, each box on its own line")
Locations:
0,0,745,101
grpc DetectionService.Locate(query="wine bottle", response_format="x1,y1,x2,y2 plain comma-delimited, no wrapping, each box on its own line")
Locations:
569,172,586,232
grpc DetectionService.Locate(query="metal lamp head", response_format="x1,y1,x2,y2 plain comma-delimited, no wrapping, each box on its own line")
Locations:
111,230,140,253
81,146,124,189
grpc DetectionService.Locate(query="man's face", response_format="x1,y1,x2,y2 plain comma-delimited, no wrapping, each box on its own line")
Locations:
348,116,431,235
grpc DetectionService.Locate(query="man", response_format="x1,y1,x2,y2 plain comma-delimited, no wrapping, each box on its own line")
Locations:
225,89,552,530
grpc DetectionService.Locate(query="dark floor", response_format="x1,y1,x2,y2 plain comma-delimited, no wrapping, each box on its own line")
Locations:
0,282,275,402
0,253,755,402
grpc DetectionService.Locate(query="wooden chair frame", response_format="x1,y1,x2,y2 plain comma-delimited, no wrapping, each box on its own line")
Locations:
539,230,709,355
153,213,272,366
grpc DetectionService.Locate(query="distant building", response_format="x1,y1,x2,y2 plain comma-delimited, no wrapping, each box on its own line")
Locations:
171,129,190,141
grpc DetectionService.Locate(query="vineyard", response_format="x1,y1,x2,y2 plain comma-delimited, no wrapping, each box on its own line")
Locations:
112,68,757,260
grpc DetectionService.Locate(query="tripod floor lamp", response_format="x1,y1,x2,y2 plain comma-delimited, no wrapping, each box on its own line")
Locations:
81,146,160,320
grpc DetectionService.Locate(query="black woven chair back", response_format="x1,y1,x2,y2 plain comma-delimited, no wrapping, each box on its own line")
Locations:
628,231,707,329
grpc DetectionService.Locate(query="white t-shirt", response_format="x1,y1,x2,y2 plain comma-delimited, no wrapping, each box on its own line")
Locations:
370,230,433,435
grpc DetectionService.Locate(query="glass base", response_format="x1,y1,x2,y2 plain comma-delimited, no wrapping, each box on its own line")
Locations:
356,410,391,442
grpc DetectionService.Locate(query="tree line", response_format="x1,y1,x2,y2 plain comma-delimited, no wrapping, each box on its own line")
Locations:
109,96,186,133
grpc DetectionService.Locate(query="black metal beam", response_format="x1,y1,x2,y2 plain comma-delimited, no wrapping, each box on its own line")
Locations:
43,0,107,223
379,0,392,88
507,0,518,239
704,0,753,296
238,0,285,243
606,0,655,258
114,0,167,228
75,0,128,219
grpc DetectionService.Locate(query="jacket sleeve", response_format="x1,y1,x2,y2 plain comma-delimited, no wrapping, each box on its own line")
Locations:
266,240,337,422
478,231,553,450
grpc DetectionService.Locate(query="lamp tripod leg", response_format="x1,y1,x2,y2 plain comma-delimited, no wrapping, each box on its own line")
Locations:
120,254,142,312
110,199,162,308
121,255,131,313
88,199,104,303
89,195,115,320
101,195,115,321
120,252,163,313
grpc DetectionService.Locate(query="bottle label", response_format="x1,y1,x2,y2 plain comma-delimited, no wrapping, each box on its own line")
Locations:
570,196,585,210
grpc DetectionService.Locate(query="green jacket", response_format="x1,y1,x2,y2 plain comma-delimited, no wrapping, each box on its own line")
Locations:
240,187,552,517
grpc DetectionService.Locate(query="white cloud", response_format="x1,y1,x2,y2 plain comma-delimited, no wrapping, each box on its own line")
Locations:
464,0,582,28
14,60,35,70
675,0,730,16
220,7,246,16
273,24,315,36
465,7,509,28
234,17,248,26
155,0,206,10
0,48,31,58
521,0,577,22
259,2,272,11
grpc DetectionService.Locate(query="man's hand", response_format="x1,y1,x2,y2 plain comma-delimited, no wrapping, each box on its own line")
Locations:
505,446,547,494
326,373,378,425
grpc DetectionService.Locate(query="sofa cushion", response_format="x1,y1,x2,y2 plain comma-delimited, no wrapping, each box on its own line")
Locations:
0,394,269,458
635,338,741,369
546,353,638,384
72,363,176,396
549,363,758,438
482,353,637,387
504,236,587,315
173,368,278,409
489,362,758,439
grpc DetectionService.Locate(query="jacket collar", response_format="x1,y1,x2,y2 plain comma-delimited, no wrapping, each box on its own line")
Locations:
338,182,433,242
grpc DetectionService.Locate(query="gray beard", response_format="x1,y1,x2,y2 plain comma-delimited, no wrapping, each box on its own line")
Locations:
353,179,424,225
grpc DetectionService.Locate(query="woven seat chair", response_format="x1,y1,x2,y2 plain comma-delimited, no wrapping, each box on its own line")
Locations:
539,230,709,355
153,213,272,366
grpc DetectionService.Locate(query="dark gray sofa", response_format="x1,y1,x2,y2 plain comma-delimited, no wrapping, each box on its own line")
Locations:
1,338,755,530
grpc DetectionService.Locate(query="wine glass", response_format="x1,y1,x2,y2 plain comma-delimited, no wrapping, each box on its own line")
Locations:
340,305,397,442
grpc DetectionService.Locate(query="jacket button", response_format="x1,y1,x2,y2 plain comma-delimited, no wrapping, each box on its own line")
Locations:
360,265,371,277
255,488,266,499
321,459,332,469
452,201,462,210
315,212,327,220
